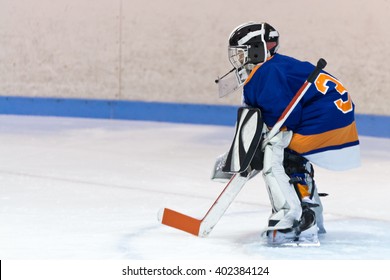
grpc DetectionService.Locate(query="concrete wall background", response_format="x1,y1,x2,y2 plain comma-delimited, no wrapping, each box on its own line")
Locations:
1,0,389,115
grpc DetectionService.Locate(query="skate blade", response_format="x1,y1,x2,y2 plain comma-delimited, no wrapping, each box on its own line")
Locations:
280,240,320,247
269,239,320,247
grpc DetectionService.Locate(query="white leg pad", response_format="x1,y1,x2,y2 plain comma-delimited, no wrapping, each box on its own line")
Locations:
262,131,302,230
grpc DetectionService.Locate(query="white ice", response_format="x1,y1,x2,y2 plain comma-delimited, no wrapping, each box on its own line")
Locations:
1,115,389,259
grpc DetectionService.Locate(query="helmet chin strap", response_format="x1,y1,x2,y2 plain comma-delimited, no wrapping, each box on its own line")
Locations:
236,66,251,85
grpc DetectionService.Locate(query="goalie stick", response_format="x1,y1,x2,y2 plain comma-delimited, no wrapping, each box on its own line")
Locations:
158,172,250,237
158,58,327,237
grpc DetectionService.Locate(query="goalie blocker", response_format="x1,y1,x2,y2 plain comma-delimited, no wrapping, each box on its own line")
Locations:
211,107,265,182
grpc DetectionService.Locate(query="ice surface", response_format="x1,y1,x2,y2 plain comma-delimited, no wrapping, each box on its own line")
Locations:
0,115,389,259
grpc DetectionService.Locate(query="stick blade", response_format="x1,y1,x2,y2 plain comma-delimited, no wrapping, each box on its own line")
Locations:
158,208,202,236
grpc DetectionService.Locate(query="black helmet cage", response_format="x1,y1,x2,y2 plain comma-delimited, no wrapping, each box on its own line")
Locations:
228,22,279,67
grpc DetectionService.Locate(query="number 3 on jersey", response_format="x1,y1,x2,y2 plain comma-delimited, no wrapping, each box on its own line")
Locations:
314,73,353,114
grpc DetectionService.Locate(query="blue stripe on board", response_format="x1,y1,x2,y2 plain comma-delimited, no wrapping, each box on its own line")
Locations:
0,96,389,138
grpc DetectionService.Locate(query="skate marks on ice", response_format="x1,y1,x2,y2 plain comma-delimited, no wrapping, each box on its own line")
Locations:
128,205,390,259
318,218,390,258
242,217,390,259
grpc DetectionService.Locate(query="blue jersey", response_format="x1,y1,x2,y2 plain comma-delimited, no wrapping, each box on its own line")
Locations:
243,53,360,170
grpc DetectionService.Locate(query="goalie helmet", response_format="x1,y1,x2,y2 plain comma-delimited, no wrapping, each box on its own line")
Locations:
216,22,279,98
228,22,279,69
